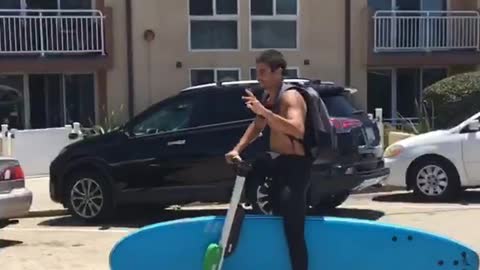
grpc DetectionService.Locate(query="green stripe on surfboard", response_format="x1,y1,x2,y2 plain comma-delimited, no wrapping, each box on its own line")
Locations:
203,243,222,270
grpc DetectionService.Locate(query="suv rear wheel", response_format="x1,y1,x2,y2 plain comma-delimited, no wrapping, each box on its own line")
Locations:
248,177,349,215
65,170,115,222
311,192,349,212
250,176,274,215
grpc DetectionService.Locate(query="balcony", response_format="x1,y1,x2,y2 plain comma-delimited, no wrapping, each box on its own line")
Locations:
368,10,480,66
0,8,113,73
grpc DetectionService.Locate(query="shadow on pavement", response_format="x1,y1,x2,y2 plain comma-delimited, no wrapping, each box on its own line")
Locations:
372,190,480,205
38,207,226,229
316,208,385,220
38,206,385,229
0,239,23,249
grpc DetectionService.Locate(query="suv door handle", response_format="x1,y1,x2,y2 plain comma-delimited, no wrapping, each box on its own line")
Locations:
167,140,186,146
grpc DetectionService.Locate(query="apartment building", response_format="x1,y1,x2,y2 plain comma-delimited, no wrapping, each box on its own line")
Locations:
367,0,480,121
0,0,115,130
0,0,479,129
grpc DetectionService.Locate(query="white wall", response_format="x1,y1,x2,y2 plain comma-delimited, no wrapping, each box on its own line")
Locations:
1,124,83,177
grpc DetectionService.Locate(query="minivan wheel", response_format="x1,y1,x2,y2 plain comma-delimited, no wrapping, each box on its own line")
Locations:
410,158,461,202
65,171,114,222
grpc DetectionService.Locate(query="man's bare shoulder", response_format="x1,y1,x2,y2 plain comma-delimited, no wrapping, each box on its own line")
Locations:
280,89,306,108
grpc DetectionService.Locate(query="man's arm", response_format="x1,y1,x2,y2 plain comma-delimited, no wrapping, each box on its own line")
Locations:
263,91,306,139
232,116,266,153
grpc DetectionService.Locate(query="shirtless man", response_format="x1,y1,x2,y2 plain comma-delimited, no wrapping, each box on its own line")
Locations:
225,49,312,270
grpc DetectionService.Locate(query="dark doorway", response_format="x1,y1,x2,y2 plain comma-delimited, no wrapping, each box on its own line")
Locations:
368,69,393,119
396,68,420,118
29,74,64,129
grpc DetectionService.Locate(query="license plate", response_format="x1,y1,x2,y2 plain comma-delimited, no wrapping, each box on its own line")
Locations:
366,127,376,142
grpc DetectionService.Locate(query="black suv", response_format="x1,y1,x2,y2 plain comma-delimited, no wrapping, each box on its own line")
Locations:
49,78,389,221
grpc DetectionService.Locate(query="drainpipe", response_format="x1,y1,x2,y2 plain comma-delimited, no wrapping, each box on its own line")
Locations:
345,0,351,86
126,0,135,119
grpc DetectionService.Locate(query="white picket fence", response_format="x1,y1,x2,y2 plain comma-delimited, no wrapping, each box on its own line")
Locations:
0,122,84,177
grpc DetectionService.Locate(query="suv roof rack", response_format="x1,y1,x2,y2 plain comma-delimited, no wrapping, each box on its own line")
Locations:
181,79,310,92
180,78,344,93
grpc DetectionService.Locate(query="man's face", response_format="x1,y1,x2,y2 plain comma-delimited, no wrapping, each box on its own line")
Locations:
256,62,282,90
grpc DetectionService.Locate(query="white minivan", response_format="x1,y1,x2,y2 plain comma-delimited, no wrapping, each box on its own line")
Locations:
384,112,480,201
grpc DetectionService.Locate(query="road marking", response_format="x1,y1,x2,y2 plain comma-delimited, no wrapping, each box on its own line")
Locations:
3,227,133,234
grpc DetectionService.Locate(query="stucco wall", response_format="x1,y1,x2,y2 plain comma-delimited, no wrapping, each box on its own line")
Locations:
104,0,480,120
104,0,129,123
129,0,347,114
350,0,369,111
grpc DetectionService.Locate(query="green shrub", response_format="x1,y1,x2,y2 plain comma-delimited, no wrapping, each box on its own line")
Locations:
424,71,480,129
82,104,126,137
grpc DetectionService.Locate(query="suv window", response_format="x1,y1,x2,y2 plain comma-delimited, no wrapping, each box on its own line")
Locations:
201,87,256,125
322,95,355,117
131,96,197,136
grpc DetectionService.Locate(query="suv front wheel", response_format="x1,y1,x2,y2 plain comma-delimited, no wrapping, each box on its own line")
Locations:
65,170,115,222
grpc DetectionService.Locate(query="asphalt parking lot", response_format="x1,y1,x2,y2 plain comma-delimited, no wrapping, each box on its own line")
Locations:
2,189,480,270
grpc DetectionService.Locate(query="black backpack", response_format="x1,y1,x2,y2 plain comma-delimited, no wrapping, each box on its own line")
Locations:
262,83,339,164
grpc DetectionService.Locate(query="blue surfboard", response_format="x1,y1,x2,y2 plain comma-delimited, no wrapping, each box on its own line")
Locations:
109,215,479,270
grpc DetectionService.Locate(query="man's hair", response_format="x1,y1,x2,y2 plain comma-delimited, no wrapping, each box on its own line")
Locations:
256,49,287,75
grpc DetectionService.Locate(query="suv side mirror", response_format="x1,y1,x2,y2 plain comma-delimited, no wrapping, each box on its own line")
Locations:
468,119,480,131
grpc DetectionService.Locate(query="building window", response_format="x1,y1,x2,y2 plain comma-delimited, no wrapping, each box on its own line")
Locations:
0,74,24,129
6,0,95,10
367,68,447,121
0,73,95,130
65,74,96,127
189,0,239,50
190,68,241,86
28,73,95,129
250,67,299,79
250,0,298,49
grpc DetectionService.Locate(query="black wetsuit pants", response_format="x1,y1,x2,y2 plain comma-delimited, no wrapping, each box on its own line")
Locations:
270,155,312,270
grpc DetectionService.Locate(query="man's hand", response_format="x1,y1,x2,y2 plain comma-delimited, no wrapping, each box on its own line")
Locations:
225,150,242,164
243,89,269,117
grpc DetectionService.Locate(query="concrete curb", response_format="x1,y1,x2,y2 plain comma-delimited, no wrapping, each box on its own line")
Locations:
24,209,69,218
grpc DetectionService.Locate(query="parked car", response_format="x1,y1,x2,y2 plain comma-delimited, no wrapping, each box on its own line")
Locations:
49,78,389,221
384,112,480,201
0,158,32,228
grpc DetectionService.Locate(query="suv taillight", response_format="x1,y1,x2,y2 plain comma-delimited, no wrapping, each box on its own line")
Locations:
330,118,362,133
0,165,25,181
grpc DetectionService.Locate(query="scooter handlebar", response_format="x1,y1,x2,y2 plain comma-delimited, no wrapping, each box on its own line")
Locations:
230,156,243,165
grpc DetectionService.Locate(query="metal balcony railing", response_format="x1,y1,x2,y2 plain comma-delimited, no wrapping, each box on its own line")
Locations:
0,9,105,56
373,10,480,52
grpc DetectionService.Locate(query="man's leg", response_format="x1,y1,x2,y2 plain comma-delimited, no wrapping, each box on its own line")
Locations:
276,157,310,270
280,186,308,270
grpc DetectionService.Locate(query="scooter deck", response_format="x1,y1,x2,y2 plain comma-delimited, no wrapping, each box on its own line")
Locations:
109,215,479,270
